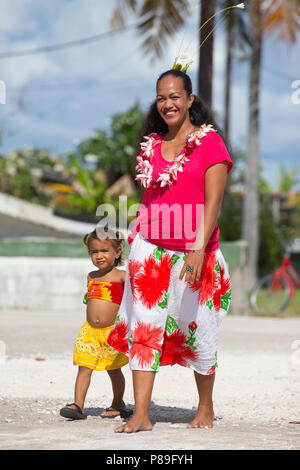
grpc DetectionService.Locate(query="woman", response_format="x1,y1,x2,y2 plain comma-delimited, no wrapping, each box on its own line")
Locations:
107,69,233,433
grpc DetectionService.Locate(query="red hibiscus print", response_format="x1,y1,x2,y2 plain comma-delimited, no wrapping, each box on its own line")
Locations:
135,253,172,309
128,259,143,303
213,264,231,311
107,319,129,354
160,329,198,367
130,321,164,368
212,290,222,312
188,251,219,306
207,365,216,375
188,321,197,332
219,264,231,294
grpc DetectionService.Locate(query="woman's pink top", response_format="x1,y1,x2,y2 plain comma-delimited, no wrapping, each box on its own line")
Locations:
128,130,233,252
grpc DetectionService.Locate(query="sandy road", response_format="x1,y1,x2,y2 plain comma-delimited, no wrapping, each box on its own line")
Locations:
0,309,299,450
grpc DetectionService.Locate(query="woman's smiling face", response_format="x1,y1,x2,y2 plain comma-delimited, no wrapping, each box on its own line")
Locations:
156,75,194,127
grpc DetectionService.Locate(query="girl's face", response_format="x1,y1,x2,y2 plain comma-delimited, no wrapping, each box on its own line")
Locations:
88,238,121,270
156,75,194,127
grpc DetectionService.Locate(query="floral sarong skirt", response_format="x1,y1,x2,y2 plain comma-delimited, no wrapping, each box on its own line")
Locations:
73,321,129,371
107,233,232,375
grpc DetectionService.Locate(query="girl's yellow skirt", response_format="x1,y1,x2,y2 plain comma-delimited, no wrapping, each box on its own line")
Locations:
73,321,128,371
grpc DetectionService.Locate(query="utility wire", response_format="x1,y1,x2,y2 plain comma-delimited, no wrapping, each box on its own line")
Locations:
5,62,297,96
0,23,137,59
3,45,142,141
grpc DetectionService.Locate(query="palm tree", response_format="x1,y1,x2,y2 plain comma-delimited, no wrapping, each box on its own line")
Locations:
242,0,300,288
198,0,216,107
110,0,216,108
219,0,250,143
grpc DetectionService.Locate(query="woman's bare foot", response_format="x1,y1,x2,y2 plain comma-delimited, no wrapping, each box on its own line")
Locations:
187,403,214,429
114,414,153,433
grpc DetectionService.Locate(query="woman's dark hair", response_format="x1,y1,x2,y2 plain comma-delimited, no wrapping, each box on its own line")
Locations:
83,226,125,266
139,69,222,138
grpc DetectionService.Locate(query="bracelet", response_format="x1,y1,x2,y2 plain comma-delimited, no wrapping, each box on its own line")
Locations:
190,249,206,256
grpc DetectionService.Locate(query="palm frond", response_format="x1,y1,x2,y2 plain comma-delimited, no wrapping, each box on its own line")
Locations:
110,0,191,60
262,0,300,42
110,0,138,30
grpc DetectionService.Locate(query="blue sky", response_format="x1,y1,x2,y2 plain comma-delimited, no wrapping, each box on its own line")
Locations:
0,0,299,189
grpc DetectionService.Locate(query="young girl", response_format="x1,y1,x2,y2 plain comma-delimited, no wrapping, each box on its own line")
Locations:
60,227,132,420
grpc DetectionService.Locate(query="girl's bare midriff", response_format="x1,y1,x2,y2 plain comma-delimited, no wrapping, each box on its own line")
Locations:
87,299,120,328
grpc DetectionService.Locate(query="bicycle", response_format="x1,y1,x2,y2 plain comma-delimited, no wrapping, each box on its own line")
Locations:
250,239,300,314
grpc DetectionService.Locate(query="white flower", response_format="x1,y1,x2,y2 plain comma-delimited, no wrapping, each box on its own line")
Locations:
157,171,172,187
169,163,181,178
54,162,65,172
136,165,153,188
135,126,215,188
175,154,189,165
6,164,17,176
30,168,43,179
84,153,98,164
173,55,194,72
175,55,193,65
141,136,156,158
236,3,245,9
125,145,134,156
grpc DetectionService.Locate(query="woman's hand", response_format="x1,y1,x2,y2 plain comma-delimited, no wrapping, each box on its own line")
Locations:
179,251,205,284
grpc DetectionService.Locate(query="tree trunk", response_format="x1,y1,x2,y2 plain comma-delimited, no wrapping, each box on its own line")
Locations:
222,20,234,200
198,0,216,109
242,0,262,288
224,23,233,143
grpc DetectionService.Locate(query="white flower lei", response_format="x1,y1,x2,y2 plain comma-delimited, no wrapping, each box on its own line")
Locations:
135,124,216,188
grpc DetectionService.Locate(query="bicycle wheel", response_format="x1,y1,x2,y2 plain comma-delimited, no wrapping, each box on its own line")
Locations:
250,273,290,315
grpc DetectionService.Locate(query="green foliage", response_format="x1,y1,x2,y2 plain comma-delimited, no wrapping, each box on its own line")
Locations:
73,105,144,185
0,147,60,204
219,191,284,277
61,153,108,215
219,192,242,241
60,105,144,216
104,191,141,225
258,197,283,277
277,165,299,193
0,106,144,216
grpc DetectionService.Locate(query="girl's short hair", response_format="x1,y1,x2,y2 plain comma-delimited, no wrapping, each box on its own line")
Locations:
83,225,125,266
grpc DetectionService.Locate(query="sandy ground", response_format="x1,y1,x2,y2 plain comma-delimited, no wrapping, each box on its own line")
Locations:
0,308,299,450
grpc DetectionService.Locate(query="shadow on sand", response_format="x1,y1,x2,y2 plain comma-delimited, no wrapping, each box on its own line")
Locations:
84,402,219,425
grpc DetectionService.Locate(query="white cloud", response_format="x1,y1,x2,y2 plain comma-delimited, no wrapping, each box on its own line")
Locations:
0,0,37,34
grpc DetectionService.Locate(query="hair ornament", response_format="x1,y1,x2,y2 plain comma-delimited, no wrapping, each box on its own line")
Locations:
172,3,245,73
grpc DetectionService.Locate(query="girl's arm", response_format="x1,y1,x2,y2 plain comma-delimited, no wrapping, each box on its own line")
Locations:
179,162,228,283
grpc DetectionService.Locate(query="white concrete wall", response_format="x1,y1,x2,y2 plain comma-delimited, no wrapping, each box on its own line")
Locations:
0,192,130,239
0,192,99,236
0,253,248,314
0,257,95,311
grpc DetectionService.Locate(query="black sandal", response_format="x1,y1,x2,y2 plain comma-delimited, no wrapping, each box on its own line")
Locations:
59,403,87,420
100,407,133,419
